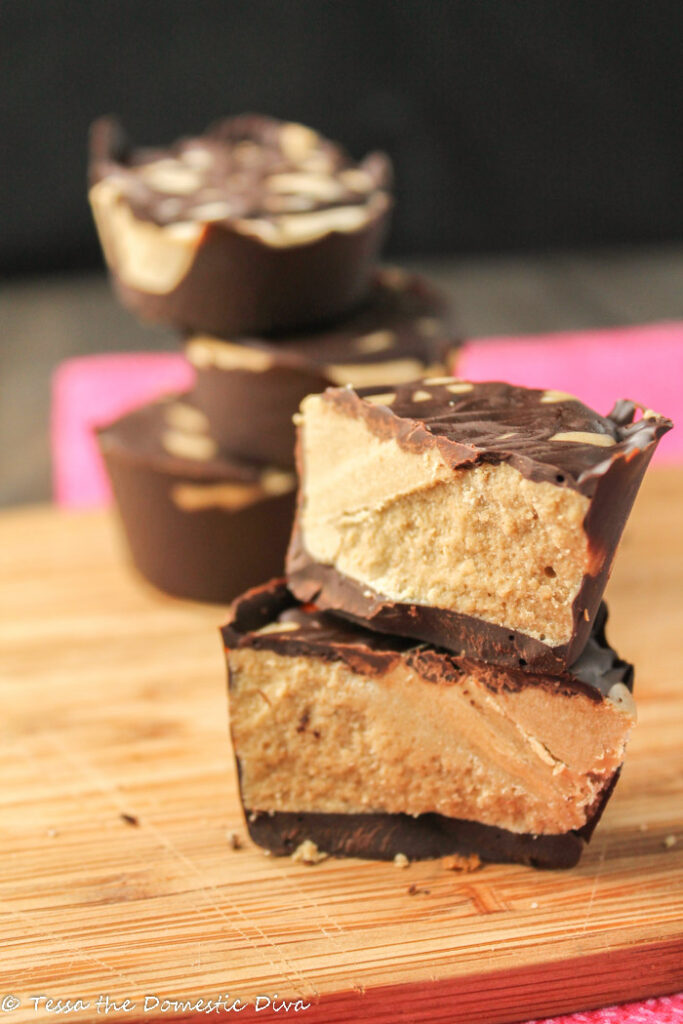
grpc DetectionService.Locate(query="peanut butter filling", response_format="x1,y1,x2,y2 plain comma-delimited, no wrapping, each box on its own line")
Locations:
229,646,632,835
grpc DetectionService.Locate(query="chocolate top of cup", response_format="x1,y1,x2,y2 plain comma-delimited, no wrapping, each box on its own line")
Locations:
89,113,392,231
97,393,294,493
327,379,672,497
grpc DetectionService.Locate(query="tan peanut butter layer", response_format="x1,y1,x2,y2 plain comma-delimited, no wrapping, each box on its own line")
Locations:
181,270,458,469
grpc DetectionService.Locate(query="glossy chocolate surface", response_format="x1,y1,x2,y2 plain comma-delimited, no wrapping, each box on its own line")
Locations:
223,581,632,702
90,114,391,226
326,380,672,497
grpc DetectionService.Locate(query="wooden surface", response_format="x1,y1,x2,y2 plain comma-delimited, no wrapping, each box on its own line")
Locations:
1,469,682,1024
3,244,683,507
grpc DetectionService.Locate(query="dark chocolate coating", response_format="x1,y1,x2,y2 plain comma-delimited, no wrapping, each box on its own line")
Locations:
287,381,672,672
90,114,392,224
89,115,392,336
97,397,295,603
243,802,620,869
223,580,632,703
318,381,672,497
186,270,459,467
222,579,630,868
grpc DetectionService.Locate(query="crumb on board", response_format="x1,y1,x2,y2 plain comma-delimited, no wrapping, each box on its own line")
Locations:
407,884,431,896
291,839,328,865
393,852,410,868
441,853,482,873
120,813,139,827
46,828,59,838
227,831,242,850
663,835,677,849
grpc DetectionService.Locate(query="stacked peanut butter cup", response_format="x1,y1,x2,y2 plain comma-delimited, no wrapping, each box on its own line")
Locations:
89,114,459,602
223,381,671,867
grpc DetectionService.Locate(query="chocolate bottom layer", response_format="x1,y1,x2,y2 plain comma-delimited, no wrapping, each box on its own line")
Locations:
244,805,606,870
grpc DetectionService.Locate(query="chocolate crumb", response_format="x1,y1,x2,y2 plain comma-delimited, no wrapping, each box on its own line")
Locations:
296,710,310,733
227,831,242,850
120,813,139,827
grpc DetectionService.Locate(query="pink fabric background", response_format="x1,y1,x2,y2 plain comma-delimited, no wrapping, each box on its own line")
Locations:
52,352,194,507
457,321,681,461
531,993,683,1024
50,325,682,1018
52,321,681,508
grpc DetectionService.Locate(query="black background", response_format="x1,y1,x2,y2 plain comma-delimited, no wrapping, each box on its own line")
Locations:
2,0,681,275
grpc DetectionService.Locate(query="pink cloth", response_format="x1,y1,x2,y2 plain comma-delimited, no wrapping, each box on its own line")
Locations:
52,321,680,508
530,992,683,1023
52,352,194,507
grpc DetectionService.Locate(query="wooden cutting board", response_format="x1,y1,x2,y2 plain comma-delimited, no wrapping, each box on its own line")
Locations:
1,468,682,1024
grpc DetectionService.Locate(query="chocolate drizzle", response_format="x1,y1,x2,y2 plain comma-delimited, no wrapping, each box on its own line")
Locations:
88,114,393,336
330,380,672,497
97,393,278,481
90,114,391,227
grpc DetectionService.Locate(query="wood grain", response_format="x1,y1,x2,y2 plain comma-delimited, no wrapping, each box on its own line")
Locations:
1,468,682,1023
